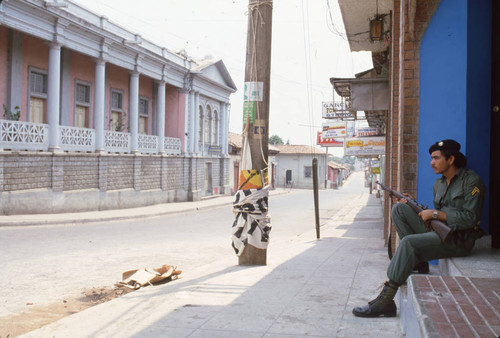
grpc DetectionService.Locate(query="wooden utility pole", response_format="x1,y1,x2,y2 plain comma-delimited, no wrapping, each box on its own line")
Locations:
239,0,273,265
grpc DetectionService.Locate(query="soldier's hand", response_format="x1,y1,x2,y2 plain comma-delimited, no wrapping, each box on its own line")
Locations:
397,193,414,204
418,209,433,222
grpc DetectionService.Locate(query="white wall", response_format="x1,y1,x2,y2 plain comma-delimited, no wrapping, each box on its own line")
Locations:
275,153,327,189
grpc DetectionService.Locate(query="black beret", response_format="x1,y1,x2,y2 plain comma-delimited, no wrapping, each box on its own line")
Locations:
428,139,461,154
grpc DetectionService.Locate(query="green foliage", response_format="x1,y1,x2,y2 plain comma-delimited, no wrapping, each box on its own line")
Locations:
268,134,284,145
3,104,21,121
110,112,129,132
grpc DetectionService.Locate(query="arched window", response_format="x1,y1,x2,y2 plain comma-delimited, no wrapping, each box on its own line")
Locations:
212,111,218,145
204,105,211,144
198,106,203,143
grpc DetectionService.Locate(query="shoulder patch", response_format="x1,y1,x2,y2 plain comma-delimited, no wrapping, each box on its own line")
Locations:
471,186,480,196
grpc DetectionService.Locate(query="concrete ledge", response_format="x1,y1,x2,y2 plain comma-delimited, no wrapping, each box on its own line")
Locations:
439,236,500,278
404,275,500,337
401,277,429,338
402,235,500,338
0,188,190,215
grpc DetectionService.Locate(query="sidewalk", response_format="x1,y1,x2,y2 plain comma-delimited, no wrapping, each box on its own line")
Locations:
0,189,287,227
20,191,405,337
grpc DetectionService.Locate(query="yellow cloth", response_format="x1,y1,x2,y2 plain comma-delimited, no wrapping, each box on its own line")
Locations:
238,170,268,190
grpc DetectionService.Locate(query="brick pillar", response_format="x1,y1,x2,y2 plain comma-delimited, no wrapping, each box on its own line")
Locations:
386,0,441,255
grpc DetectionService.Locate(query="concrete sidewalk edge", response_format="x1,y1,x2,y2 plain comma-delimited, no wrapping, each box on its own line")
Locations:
0,189,290,227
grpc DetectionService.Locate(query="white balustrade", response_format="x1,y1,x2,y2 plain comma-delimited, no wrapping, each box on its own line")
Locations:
104,130,131,153
0,120,185,156
0,120,49,151
165,137,181,155
138,134,158,154
59,126,96,152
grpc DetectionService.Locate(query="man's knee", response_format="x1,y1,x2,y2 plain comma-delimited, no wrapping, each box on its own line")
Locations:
391,202,411,219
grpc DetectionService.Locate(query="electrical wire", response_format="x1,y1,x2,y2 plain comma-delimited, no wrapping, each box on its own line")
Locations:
325,0,371,43
301,0,320,158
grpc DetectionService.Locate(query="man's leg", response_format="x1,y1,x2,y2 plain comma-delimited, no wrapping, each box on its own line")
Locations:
352,204,428,318
388,231,472,284
391,202,429,273
391,202,426,237
352,281,398,317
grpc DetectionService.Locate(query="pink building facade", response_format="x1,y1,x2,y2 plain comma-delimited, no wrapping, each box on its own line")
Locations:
0,0,236,214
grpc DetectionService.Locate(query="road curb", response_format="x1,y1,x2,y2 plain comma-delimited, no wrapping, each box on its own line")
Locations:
0,189,290,227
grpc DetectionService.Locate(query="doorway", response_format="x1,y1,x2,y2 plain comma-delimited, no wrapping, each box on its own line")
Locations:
285,169,292,186
491,0,500,248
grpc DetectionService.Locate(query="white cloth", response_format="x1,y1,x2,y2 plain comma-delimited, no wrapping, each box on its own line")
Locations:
241,128,252,170
231,186,271,256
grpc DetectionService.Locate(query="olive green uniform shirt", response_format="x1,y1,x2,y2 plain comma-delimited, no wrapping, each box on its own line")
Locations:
433,168,486,231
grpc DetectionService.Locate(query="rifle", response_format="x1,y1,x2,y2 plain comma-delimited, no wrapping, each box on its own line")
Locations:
376,181,453,243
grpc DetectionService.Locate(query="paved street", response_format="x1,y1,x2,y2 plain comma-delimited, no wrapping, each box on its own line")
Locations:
1,172,404,337
1,174,362,318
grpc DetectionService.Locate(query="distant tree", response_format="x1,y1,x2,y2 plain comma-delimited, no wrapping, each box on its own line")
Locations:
269,135,284,145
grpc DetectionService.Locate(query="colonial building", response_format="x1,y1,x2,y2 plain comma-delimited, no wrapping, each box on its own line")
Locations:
333,0,496,247
0,0,236,214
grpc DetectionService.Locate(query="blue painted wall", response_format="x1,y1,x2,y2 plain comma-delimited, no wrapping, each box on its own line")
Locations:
418,0,491,231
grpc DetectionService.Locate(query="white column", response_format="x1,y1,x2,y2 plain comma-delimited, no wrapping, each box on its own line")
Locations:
94,59,106,152
194,92,200,154
129,71,139,153
47,43,61,152
189,91,195,154
157,81,166,154
183,91,190,154
223,103,229,154
215,112,219,146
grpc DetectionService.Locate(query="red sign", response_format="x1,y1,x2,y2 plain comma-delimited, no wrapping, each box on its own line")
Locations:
317,132,343,147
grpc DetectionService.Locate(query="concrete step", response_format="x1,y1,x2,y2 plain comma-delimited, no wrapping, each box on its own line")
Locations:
402,275,500,337
400,236,500,337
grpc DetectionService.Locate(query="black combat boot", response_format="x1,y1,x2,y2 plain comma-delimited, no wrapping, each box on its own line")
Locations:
352,281,399,317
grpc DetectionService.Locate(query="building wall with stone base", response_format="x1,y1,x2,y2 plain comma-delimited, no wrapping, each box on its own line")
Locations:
0,152,230,215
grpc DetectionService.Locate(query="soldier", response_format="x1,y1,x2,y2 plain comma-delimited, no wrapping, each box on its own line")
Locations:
353,139,486,317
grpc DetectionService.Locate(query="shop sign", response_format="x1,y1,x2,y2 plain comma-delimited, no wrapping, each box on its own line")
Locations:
317,131,343,147
322,122,346,138
356,127,378,137
344,136,385,156
322,101,353,119
208,145,222,155
244,82,263,101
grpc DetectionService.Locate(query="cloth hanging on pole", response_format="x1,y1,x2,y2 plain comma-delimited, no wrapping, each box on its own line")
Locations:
231,186,271,256
231,126,271,256
241,126,252,170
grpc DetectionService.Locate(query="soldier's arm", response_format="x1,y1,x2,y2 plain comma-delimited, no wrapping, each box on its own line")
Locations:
443,175,485,231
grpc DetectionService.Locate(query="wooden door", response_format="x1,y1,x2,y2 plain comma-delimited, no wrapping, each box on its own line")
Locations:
29,98,44,123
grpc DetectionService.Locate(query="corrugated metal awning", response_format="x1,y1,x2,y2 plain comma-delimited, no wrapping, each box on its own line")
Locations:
329,77,388,129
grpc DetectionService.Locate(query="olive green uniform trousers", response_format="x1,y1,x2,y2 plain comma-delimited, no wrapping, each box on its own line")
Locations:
387,203,474,284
